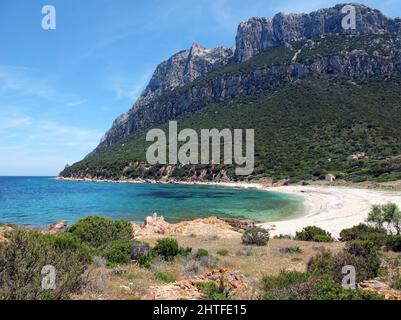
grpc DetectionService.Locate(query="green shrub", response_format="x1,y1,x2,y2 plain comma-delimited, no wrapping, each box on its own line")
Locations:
178,247,193,257
0,229,91,300
101,240,136,266
153,238,179,261
155,271,176,283
261,271,310,295
339,224,388,245
242,228,270,246
386,235,401,252
196,281,219,298
196,277,232,300
197,248,209,258
279,246,303,254
67,216,133,250
295,226,333,242
368,203,401,235
391,272,401,290
307,241,381,283
137,252,154,269
273,234,292,240
304,278,383,300
217,249,229,256
261,270,383,300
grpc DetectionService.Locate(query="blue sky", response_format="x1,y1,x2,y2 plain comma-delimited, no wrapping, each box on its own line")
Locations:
1,0,400,176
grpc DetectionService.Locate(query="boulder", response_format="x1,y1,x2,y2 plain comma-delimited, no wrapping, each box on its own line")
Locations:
130,243,150,261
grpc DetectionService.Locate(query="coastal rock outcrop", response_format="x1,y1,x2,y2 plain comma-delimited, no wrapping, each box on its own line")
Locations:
132,214,240,239
45,221,68,234
0,225,13,242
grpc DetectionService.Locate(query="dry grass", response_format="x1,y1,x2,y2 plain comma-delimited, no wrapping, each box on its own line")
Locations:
74,232,344,300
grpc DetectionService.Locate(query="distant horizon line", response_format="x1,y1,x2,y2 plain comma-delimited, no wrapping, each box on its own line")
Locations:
0,175,57,178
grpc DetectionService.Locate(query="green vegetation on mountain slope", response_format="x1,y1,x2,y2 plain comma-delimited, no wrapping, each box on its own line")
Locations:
61,75,401,183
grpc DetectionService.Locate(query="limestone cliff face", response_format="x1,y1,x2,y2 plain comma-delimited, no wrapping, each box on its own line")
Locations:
235,3,401,62
92,43,234,154
145,43,234,97
90,3,401,156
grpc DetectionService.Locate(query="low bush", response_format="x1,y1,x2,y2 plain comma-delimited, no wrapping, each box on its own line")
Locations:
261,270,383,300
178,247,192,257
391,272,401,290
339,224,388,246
386,235,401,252
261,271,310,295
101,240,136,266
155,271,176,283
196,277,232,300
273,234,292,240
217,249,229,256
295,226,333,243
242,228,269,246
196,248,209,258
137,252,154,269
0,229,91,300
279,246,303,254
67,216,133,250
153,238,179,261
307,241,381,283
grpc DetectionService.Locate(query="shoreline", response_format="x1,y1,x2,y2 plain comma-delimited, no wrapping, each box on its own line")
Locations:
55,177,401,237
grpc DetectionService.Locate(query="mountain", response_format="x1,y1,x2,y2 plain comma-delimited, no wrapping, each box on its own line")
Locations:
61,3,401,183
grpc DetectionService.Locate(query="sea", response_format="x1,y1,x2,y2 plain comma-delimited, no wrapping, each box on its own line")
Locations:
0,177,303,228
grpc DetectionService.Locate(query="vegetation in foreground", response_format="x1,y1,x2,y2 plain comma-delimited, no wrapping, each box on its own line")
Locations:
0,204,401,300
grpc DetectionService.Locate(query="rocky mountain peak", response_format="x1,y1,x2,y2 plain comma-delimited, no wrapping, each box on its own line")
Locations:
235,3,401,62
141,43,234,101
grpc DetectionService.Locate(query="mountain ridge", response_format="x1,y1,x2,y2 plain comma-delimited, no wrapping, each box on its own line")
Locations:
91,3,401,156
61,3,401,183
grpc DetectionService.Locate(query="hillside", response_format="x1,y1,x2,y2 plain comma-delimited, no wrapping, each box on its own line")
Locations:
60,4,401,183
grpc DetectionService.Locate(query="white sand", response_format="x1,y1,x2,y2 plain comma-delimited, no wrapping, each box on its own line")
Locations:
197,182,401,237
242,184,401,238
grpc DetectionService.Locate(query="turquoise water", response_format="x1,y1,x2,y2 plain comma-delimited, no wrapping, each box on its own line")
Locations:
0,177,303,227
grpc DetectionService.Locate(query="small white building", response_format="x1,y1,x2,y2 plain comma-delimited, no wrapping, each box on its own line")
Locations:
325,174,336,182
347,152,367,161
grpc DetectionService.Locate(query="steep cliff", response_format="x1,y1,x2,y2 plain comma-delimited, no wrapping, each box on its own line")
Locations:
93,43,234,154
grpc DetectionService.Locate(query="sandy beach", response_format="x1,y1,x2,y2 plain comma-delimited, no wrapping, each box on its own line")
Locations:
57,177,401,238
167,181,401,238
235,183,401,238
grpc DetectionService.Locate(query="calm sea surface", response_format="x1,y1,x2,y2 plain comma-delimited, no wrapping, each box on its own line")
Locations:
0,177,303,227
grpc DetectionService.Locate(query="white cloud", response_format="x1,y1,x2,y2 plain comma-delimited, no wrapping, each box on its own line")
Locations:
66,99,88,107
108,72,151,101
274,0,336,14
0,65,55,99
3,115,32,129
0,112,103,175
